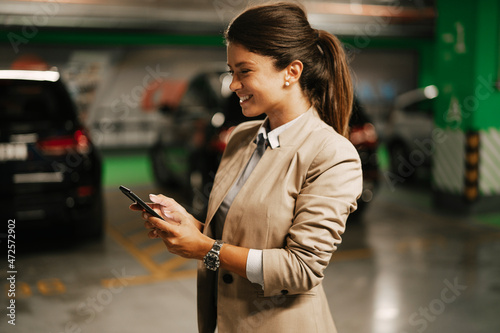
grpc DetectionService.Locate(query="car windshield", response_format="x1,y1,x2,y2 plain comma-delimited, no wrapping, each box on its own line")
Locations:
0,79,75,123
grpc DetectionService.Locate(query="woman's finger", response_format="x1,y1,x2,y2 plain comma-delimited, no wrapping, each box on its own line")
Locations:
149,194,187,214
147,229,159,239
146,212,182,235
144,220,156,229
129,203,144,211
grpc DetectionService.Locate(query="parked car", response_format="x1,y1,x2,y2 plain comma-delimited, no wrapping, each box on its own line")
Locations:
0,69,104,241
150,71,379,219
349,99,379,215
385,85,438,181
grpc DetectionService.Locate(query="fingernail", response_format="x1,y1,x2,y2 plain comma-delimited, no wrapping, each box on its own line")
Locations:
149,194,159,203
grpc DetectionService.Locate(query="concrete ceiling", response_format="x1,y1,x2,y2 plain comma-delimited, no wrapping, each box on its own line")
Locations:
0,0,436,37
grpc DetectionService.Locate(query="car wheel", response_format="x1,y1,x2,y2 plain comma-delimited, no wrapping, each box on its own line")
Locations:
80,188,105,241
389,142,416,181
150,144,176,188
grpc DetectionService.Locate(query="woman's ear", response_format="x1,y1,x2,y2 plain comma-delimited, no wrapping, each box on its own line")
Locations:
286,60,304,85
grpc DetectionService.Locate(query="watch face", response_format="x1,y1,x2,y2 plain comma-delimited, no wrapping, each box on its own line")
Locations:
204,252,220,271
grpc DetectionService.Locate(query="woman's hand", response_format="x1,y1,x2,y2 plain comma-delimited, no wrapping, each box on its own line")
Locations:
151,194,204,231
129,193,249,279
130,194,211,260
143,210,213,260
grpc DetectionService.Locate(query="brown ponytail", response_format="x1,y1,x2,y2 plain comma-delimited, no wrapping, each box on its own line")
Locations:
225,2,353,137
315,30,353,137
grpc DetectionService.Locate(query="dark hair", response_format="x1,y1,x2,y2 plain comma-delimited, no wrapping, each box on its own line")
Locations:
224,2,353,137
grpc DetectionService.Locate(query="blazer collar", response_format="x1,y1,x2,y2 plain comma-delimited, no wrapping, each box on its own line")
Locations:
258,112,306,149
270,106,319,148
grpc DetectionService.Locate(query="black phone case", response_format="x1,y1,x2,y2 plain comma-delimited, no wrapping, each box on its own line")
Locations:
119,185,164,220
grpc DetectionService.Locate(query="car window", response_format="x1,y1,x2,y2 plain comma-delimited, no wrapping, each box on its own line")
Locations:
0,80,75,123
178,74,221,114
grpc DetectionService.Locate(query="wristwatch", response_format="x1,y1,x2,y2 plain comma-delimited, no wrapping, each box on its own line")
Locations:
203,240,224,271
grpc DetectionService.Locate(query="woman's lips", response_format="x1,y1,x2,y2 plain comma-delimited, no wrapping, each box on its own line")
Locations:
239,95,252,104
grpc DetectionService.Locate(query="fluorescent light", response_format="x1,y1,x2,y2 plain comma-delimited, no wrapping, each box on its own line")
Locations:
424,85,439,99
14,172,64,183
0,70,60,82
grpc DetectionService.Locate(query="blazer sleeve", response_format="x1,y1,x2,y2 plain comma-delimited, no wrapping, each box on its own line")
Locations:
261,135,363,297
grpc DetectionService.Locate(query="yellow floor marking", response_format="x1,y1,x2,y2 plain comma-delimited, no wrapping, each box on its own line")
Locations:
101,270,197,288
116,218,146,234
159,256,193,271
107,224,162,275
127,229,152,245
17,282,33,298
37,278,66,296
105,224,197,288
142,240,169,256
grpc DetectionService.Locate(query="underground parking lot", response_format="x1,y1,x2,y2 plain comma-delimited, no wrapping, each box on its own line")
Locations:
2,159,500,333
2,1,500,332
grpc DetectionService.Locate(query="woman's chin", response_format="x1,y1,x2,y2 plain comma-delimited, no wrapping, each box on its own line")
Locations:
242,107,264,119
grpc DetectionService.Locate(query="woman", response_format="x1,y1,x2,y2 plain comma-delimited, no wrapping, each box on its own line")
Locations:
133,2,362,332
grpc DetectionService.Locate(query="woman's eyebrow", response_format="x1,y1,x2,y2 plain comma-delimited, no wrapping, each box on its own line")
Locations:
228,61,254,68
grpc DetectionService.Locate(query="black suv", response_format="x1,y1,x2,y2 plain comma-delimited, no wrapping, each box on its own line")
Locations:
0,69,104,241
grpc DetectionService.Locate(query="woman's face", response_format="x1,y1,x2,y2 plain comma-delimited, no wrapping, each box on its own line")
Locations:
227,42,288,119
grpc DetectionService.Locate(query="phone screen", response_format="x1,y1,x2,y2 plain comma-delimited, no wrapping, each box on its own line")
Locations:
119,185,164,220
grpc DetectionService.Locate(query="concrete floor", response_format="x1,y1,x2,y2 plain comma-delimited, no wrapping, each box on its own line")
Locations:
1,182,499,333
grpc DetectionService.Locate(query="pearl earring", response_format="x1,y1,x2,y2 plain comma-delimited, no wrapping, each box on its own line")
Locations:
285,81,290,87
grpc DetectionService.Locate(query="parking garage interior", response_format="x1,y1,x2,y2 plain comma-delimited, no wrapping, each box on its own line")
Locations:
1,1,499,332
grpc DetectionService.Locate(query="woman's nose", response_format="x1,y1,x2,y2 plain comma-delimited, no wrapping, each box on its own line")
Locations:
229,75,241,92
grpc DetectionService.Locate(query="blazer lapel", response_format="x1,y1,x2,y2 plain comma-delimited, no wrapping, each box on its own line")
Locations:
204,133,258,229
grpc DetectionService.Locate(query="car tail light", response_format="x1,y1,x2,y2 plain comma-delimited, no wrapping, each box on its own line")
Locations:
350,123,378,148
37,129,91,156
77,185,94,197
210,127,235,153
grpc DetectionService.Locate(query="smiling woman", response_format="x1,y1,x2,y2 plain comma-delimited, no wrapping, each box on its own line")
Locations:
130,2,363,333
226,44,311,129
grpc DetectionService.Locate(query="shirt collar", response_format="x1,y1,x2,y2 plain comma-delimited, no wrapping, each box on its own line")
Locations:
257,113,305,149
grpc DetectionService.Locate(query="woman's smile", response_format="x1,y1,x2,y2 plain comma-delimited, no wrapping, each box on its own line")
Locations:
238,94,253,105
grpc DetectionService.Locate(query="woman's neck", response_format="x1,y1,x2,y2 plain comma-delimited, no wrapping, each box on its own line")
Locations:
267,94,311,130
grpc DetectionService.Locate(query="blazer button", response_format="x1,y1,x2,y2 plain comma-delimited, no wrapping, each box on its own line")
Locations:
222,274,233,284
280,289,288,295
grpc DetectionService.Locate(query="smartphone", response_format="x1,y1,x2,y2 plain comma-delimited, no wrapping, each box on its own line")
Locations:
119,185,164,220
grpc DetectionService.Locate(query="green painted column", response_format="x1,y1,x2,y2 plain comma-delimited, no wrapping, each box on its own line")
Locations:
432,0,500,213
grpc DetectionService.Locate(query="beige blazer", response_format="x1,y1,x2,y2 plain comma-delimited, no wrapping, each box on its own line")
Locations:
197,108,363,333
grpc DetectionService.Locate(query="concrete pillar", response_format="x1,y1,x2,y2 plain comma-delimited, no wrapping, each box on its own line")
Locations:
432,0,500,213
